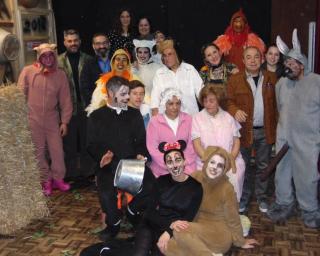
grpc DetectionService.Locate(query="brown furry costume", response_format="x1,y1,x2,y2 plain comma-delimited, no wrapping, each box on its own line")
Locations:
165,146,245,255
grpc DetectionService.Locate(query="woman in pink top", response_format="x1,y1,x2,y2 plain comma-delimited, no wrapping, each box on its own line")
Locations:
147,88,196,177
192,84,245,201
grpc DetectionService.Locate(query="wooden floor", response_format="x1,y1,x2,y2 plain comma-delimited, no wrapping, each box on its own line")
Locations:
0,185,319,256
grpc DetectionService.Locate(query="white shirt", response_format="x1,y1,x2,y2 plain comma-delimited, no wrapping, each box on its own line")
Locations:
151,62,204,115
132,62,162,104
164,114,179,136
246,71,264,127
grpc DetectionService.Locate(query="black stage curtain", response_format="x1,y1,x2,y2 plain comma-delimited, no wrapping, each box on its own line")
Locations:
52,0,271,69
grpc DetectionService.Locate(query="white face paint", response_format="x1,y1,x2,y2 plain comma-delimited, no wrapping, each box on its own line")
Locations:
206,154,225,179
165,151,185,177
113,85,130,108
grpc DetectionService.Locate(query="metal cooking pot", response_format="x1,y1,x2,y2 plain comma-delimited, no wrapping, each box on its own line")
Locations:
114,159,145,195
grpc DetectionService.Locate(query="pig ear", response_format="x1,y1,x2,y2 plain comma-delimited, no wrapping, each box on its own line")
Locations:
276,35,289,55
292,28,301,54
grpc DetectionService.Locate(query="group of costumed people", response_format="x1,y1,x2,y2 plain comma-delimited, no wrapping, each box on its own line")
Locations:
1,6,318,256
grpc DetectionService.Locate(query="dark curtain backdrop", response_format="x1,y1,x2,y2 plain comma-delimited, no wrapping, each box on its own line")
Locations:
52,0,271,69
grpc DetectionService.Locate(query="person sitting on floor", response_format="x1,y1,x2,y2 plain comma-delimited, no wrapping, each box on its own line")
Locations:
80,140,203,256
164,146,259,256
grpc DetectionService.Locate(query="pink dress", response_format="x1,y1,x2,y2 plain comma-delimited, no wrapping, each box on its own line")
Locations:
192,108,245,201
147,112,197,177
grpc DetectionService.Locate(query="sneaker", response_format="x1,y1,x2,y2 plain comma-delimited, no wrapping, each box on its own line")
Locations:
239,206,246,214
301,209,320,229
98,224,120,242
267,202,295,222
42,180,53,196
52,179,70,192
258,201,269,213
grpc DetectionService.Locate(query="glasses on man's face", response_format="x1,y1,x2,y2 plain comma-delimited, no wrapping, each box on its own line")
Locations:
94,41,109,46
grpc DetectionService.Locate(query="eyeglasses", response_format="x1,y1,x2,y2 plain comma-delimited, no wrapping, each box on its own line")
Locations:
94,41,109,46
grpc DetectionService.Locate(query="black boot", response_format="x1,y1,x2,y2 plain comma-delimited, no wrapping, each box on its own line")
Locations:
98,223,121,242
126,206,141,228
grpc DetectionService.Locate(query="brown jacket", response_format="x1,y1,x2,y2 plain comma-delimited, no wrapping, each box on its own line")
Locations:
226,70,278,147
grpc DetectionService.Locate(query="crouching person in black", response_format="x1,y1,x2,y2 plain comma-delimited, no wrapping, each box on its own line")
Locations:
86,76,154,241
80,140,203,256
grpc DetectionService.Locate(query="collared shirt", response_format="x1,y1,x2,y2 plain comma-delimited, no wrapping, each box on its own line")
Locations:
245,71,264,127
107,103,127,115
98,58,111,73
151,62,204,115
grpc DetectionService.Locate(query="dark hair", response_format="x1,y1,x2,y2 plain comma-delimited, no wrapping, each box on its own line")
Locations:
137,15,153,35
201,42,221,60
107,76,130,94
92,32,109,44
262,43,284,78
63,29,80,38
112,8,135,36
129,80,145,92
158,140,187,163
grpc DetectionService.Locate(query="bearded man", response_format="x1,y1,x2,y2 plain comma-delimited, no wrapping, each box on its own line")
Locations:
80,33,111,107
267,29,320,228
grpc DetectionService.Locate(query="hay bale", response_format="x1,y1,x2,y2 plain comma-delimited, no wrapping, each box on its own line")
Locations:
0,84,49,235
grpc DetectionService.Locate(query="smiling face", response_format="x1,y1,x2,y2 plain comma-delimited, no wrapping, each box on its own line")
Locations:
265,46,280,67
138,18,151,37
64,34,81,53
136,47,151,63
243,47,262,75
39,51,56,68
110,85,130,108
93,35,110,58
206,154,225,179
113,54,129,73
204,45,222,66
165,151,185,177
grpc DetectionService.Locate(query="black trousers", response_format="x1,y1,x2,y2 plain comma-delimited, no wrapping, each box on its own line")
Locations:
96,164,156,226
63,104,94,178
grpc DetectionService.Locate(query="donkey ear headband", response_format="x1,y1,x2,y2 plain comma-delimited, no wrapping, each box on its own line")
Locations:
276,28,300,55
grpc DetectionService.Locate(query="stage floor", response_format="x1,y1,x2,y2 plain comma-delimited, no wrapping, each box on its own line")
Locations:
0,186,319,256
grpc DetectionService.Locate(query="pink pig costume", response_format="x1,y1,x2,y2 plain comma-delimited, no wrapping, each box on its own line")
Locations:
18,44,73,183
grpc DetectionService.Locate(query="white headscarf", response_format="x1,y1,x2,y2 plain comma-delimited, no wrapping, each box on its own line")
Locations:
159,88,183,114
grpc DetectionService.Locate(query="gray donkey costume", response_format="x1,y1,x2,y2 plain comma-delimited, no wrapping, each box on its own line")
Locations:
267,29,320,228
